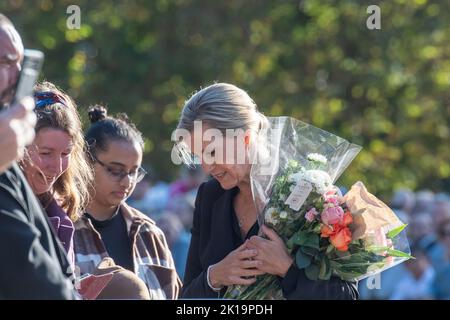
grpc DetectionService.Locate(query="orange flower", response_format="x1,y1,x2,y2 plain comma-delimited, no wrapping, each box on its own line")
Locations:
330,226,352,252
321,224,334,238
342,211,353,226
320,210,354,252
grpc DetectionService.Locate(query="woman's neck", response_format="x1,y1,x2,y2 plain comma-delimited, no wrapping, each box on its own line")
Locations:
237,175,252,198
236,179,256,213
234,179,257,238
86,200,119,221
37,191,55,209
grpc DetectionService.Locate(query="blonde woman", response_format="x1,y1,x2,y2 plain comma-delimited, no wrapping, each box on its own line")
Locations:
178,83,358,299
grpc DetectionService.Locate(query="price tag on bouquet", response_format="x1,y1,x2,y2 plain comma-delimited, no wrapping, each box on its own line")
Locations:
285,179,313,211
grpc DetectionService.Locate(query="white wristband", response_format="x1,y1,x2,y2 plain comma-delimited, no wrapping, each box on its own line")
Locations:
207,265,223,292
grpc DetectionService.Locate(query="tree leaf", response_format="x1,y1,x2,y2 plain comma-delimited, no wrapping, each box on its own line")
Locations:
318,257,332,280
301,245,318,256
366,245,390,253
386,249,415,259
292,231,320,249
296,249,312,269
305,263,320,281
326,244,335,255
387,224,408,239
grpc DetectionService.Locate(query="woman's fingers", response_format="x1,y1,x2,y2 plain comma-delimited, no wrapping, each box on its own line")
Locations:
249,235,266,246
237,248,258,260
239,268,265,277
261,224,282,243
234,242,251,253
230,276,257,286
241,259,261,269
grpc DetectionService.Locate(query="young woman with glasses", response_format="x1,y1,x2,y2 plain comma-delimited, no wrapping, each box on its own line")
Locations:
73,105,181,299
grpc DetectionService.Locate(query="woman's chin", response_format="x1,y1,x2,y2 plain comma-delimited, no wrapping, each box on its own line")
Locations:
107,194,127,207
216,178,236,190
34,184,52,195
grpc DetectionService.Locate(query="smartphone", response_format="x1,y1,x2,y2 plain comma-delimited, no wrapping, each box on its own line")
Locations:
11,49,44,106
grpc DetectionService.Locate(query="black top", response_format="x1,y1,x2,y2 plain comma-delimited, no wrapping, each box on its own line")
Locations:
181,179,359,300
85,209,134,272
0,163,75,299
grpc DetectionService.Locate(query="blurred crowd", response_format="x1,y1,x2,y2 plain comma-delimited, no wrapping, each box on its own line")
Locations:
359,189,450,300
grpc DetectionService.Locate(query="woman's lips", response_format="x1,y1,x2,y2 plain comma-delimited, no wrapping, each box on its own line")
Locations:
112,191,127,198
45,175,56,184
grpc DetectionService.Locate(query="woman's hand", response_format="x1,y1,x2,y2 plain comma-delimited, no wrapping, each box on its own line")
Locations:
0,97,36,173
208,243,266,288
246,225,293,278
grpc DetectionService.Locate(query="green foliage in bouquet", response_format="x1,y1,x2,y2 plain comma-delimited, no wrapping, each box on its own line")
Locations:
225,157,413,299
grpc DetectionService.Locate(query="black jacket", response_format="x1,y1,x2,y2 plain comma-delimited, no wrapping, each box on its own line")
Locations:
0,164,75,299
181,179,359,299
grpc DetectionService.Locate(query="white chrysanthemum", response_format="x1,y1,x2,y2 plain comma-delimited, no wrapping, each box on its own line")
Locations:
265,207,278,225
307,153,328,165
279,211,288,219
279,193,287,202
288,172,304,183
303,169,333,194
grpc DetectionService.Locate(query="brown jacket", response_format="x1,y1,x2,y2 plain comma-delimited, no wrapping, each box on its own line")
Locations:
74,202,181,299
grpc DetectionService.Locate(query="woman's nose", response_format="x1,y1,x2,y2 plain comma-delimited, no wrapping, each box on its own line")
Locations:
119,173,133,188
48,156,63,176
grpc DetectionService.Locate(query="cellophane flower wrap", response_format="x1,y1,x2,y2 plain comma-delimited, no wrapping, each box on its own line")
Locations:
224,117,412,300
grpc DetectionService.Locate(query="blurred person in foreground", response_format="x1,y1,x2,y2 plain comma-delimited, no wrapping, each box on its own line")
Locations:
0,13,75,299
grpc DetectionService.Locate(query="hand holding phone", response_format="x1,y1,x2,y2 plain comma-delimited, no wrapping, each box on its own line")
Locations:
12,49,44,105
0,49,44,172
0,97,36,173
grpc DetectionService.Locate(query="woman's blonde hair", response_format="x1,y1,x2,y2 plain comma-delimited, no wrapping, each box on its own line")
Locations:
32,81,93,221
177,82,268,133
175,83,269,165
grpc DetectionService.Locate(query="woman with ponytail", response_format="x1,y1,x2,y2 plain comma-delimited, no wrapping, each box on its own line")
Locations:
74,105,181,299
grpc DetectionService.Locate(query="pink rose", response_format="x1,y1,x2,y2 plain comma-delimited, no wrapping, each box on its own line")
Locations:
326,196,339,206
321,206,344,225
305,208,318,222
324,188,343,205
324,189,337,199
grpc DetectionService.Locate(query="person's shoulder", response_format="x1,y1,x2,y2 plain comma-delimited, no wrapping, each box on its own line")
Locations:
0,163,30,214
122,203,155,225
0,163,22,190
124,204,171,245
122,203,166,237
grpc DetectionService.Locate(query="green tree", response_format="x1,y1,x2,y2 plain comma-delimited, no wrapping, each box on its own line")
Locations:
2,0,449,198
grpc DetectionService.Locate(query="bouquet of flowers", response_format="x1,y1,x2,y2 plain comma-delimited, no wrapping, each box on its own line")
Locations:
224,117,412,300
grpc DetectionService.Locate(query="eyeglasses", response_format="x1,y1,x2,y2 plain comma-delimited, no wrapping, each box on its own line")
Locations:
93,155,147,183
